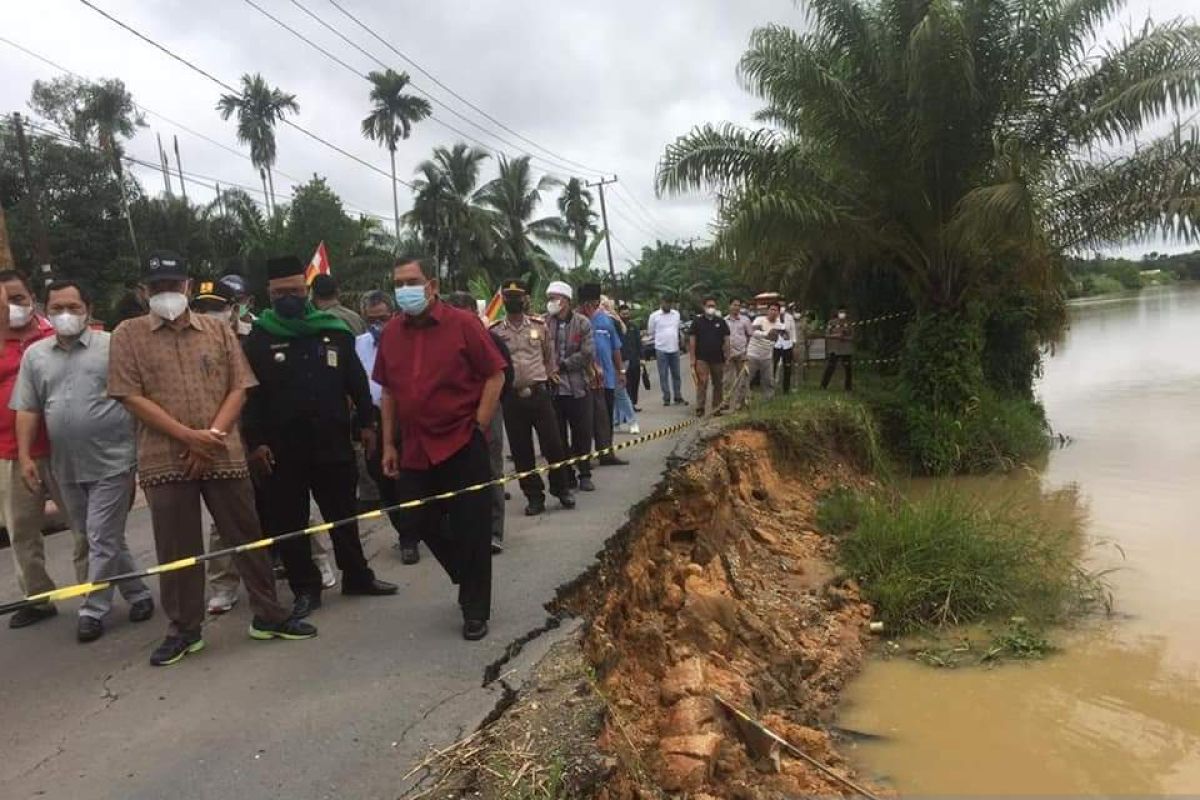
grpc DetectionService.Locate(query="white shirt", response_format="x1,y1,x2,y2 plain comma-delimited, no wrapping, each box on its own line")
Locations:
774,312,797,351
749,316,783,360
647,308,682,354
354,331,383,408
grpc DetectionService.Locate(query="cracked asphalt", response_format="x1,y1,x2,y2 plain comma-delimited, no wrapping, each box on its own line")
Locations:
0,400,691,800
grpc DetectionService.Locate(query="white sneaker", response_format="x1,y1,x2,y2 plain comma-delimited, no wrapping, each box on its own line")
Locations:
629,423,641,435
317,556,338,589
207,589,239,615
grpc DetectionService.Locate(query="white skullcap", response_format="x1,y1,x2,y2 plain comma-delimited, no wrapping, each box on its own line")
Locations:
546,280,573,300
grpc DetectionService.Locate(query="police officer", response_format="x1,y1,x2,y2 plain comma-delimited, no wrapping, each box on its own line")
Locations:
241,255,397,618
490,280,576,516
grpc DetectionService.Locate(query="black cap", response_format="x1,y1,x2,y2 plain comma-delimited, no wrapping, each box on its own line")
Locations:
311,273,338,299
266,255,305,281
500,278,528,295
145,250,188,282
194,279,236,304
578,282,602,303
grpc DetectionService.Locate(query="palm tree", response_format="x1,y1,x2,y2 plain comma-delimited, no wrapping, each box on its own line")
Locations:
406,144,494,287
476,155,564,282
217,74,299,215
362,69,433,240
31,77,146,261
658,0,1200,415
556,178,598,267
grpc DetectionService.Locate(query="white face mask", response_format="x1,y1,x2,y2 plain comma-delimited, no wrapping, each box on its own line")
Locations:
8,303,32,328
49,312,87,338
149,292,189,321
546,299,562,316
204,308,233,323
838,311,847,320
705,306,717,316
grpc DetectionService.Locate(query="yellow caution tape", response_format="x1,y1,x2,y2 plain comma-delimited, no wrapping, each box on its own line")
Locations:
0,416,702,615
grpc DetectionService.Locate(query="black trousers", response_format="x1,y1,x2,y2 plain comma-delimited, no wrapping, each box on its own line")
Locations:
625,360,641,405
593,388,615,455
821,353,853,390
364,409,418,548
261,456,374,597
554,393,594,479
773,347,794,394
503,386,569,500
396,431,493,621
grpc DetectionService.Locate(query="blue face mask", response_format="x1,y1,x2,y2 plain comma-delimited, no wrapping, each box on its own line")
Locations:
368,321,385,343
394,285,429,316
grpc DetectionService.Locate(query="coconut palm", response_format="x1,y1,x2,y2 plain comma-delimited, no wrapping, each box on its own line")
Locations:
476,155,564,282
556,178,598,267
361,69,433,239
31,77,146,260
658,0,1200,414
216,74,298,215
405,144,495,286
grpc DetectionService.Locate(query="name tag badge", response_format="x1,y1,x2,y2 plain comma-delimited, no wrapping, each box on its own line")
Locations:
326,348,338,368
530,329,539,341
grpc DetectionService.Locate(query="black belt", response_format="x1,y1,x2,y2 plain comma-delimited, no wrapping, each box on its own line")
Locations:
515,381,550,398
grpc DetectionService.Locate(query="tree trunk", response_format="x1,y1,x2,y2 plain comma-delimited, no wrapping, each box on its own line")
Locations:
266,166,277,217
106,134,141,265
389,147,401,245
0,205,14,269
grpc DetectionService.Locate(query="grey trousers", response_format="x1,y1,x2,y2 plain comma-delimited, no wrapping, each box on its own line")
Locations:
488,412,505,541
747,357,775,402
57,470,152,619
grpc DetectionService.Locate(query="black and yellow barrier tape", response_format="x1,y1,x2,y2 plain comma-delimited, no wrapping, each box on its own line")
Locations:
0,416,701,617
848,310,910,329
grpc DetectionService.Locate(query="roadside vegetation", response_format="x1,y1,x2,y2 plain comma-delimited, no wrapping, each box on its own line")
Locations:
1065,250,1200,299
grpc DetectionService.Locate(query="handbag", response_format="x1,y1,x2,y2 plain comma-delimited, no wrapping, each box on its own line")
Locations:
641,363,651,390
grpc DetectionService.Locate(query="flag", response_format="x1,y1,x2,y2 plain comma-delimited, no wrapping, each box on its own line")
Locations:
305,241,331,286
483,289,505,322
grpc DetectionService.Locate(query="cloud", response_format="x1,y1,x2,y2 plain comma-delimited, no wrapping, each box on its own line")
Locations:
2,0,1196,263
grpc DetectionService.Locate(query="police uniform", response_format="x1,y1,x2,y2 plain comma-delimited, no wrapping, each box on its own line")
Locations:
241,255,397,613
490,280,574,515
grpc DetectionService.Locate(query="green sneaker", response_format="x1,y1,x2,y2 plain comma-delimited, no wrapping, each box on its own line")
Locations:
248,615,317,641
150,634,205,666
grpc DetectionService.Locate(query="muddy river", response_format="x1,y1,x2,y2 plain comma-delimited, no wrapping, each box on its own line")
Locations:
840,284,1200,794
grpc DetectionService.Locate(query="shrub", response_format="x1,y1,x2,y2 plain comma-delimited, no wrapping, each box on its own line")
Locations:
838,489,1102,633
815,486,865,535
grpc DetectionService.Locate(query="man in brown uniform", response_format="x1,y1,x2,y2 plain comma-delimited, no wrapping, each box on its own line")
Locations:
108,251,316,666
489,280,575,516
821,307,855,391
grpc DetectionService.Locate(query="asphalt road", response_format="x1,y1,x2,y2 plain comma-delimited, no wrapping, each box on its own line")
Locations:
0,396,695,800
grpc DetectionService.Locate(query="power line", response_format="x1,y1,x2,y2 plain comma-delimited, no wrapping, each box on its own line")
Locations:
612,182,681,240
245,0,580,181
324,0,610,178
74,0,413,189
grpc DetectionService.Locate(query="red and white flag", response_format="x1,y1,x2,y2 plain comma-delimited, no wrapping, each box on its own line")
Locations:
305,241,331,286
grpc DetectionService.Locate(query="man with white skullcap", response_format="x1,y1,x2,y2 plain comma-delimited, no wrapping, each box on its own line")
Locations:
543,281,597,493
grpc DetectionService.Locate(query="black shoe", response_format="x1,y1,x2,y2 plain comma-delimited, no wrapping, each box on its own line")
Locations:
399,543,420,565
128,598,155,623
663,399,671,406
504,491,512,500
463,619,489,641
77,616,104,643
272,562,287,581
578,477,596,492
675,398,690,406
524,496,546,516
491,538,504,555
342,577,398,596
8,604,57,629
633,406,643,412
249,615,318,641
598,455,629,466
556,492,577,509
150,633,204,666
291,592,322,619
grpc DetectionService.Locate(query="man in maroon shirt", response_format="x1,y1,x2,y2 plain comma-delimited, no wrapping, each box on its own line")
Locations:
376,255,506,641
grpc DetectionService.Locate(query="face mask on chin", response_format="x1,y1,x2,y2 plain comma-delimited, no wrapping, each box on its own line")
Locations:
148,292,189,322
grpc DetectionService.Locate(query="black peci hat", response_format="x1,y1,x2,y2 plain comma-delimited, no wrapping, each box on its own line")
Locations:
266,254,305,281
578,282,602,303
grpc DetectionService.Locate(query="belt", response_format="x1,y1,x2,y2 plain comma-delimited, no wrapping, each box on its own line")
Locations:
515,381,550,399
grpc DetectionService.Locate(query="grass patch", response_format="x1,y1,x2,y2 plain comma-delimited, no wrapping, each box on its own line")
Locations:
837,488,1107,634
815,486,865,535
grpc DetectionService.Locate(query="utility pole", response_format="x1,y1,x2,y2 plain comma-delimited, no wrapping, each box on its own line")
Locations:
12,114,51,268
0,205,14,269
157,132,173,196
173,135,188,205
586,175,618,293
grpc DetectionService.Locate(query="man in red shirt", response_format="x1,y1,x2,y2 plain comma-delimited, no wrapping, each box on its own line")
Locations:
0,270,87,629
376,255,506,641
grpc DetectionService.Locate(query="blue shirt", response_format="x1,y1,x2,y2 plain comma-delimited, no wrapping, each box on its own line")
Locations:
591,312,623,389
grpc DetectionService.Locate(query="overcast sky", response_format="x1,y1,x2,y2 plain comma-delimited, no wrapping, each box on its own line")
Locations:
3,0,1196,266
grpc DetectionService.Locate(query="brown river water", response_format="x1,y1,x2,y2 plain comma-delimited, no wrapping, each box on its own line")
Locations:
839,284,1200,794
